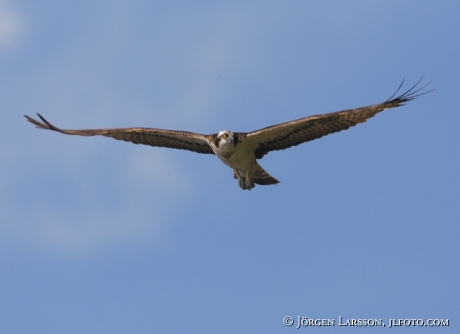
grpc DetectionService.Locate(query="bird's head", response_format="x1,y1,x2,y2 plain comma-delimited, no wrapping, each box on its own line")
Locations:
217,130,235,148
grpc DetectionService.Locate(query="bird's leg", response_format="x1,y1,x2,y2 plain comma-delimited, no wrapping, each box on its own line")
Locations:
235,170,247,190
245,172,255,190
234,169,255,190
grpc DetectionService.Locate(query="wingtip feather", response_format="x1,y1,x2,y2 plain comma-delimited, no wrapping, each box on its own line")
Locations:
386,76,434,105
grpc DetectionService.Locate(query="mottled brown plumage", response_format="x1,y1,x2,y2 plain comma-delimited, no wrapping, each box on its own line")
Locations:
245,78,433,159
25,114,214,154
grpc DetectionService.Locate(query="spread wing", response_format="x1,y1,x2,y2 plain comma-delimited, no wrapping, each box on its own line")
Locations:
245,78,433,159
24,114,215,155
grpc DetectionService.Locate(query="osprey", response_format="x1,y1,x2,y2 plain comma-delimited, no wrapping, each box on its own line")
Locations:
25,79,432,190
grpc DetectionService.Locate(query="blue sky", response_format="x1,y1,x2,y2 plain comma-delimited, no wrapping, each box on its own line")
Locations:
1,0,459,333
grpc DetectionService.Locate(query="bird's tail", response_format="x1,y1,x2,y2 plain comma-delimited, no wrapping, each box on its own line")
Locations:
252,163,280,185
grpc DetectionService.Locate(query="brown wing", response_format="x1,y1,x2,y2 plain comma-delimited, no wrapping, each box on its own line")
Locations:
25,114,215,155
244,78,433,159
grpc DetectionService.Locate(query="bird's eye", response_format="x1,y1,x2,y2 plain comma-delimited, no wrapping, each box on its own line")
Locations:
222,134,228,139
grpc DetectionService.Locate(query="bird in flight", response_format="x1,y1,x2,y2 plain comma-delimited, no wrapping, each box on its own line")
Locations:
25,78,432,190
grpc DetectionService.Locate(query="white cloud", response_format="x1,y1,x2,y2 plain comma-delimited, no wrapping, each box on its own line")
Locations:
2,2,299,257
32,205,166,256
0,0,24,52
128,149,191,193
